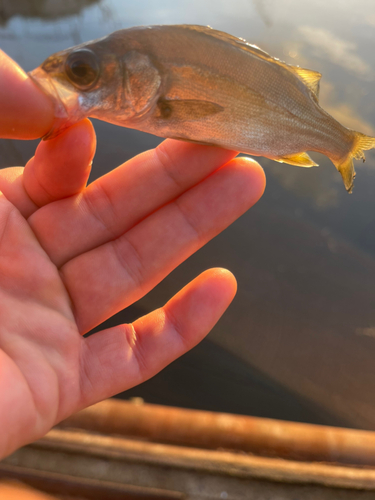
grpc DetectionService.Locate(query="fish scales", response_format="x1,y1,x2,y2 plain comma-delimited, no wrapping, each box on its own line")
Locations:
125,28,328,154
28,24,375,192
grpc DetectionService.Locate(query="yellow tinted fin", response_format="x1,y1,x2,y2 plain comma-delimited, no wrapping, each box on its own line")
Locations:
331,132,375,193
275,152,318,167
333,155,356,193
292,67,322,99
156,98,224,120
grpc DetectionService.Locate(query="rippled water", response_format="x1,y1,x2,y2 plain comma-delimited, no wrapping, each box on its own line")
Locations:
2,0,375,429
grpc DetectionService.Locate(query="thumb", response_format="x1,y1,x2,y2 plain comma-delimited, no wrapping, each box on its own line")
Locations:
0,50,54,140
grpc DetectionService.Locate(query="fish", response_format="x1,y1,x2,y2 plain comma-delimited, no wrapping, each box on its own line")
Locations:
28,24,375,192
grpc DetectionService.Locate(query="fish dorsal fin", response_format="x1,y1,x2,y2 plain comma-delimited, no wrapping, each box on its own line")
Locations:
178,25,322,99
180,25,276,62
291,67,322,99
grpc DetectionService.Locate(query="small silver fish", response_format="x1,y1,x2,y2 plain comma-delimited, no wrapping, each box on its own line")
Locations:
29,24,375,192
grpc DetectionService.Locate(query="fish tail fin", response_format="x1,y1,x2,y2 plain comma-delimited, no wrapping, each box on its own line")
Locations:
331,132,375,193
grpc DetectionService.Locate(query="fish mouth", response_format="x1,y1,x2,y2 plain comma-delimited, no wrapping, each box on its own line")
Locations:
28,67,85,139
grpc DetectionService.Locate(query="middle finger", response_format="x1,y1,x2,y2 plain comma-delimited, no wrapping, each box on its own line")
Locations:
60,156,265,333
28,140,238,267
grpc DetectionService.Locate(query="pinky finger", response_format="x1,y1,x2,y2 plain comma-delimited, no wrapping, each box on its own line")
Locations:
77,268,237,410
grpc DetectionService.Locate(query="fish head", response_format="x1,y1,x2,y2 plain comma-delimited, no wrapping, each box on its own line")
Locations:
29,39,162,139
29,42,124,138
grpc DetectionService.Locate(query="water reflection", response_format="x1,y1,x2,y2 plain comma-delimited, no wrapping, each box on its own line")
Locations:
2,0,375,430
298,26,373,79
252,0,273,27
265,157,341,209
0,0,99,25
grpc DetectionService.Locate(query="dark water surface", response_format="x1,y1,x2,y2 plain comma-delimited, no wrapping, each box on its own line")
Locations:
2,0,375,429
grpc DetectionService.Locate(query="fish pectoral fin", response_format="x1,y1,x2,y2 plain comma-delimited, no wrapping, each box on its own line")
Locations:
291,67,322,99
275,152,318,167
156,98,224,121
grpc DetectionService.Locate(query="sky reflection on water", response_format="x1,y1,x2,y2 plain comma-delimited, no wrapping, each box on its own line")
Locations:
2,0,375,429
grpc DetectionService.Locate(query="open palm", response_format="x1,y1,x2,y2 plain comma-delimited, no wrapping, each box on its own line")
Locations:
0,50,265,459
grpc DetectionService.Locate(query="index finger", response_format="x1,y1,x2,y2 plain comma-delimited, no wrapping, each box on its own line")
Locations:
0,50,54,140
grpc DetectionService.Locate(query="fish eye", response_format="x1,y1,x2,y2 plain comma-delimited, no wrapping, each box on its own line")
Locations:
65,49,99,90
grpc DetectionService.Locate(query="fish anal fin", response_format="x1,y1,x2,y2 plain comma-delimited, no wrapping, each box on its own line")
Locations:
333,156,355,194
156,98,224,121
275,152,318,168
292,67,322,99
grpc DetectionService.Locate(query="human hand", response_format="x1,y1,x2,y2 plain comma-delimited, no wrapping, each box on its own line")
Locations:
0,50,266,459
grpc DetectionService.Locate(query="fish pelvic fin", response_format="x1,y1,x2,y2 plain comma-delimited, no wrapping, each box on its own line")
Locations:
331,132,375,193
275,151,318,167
